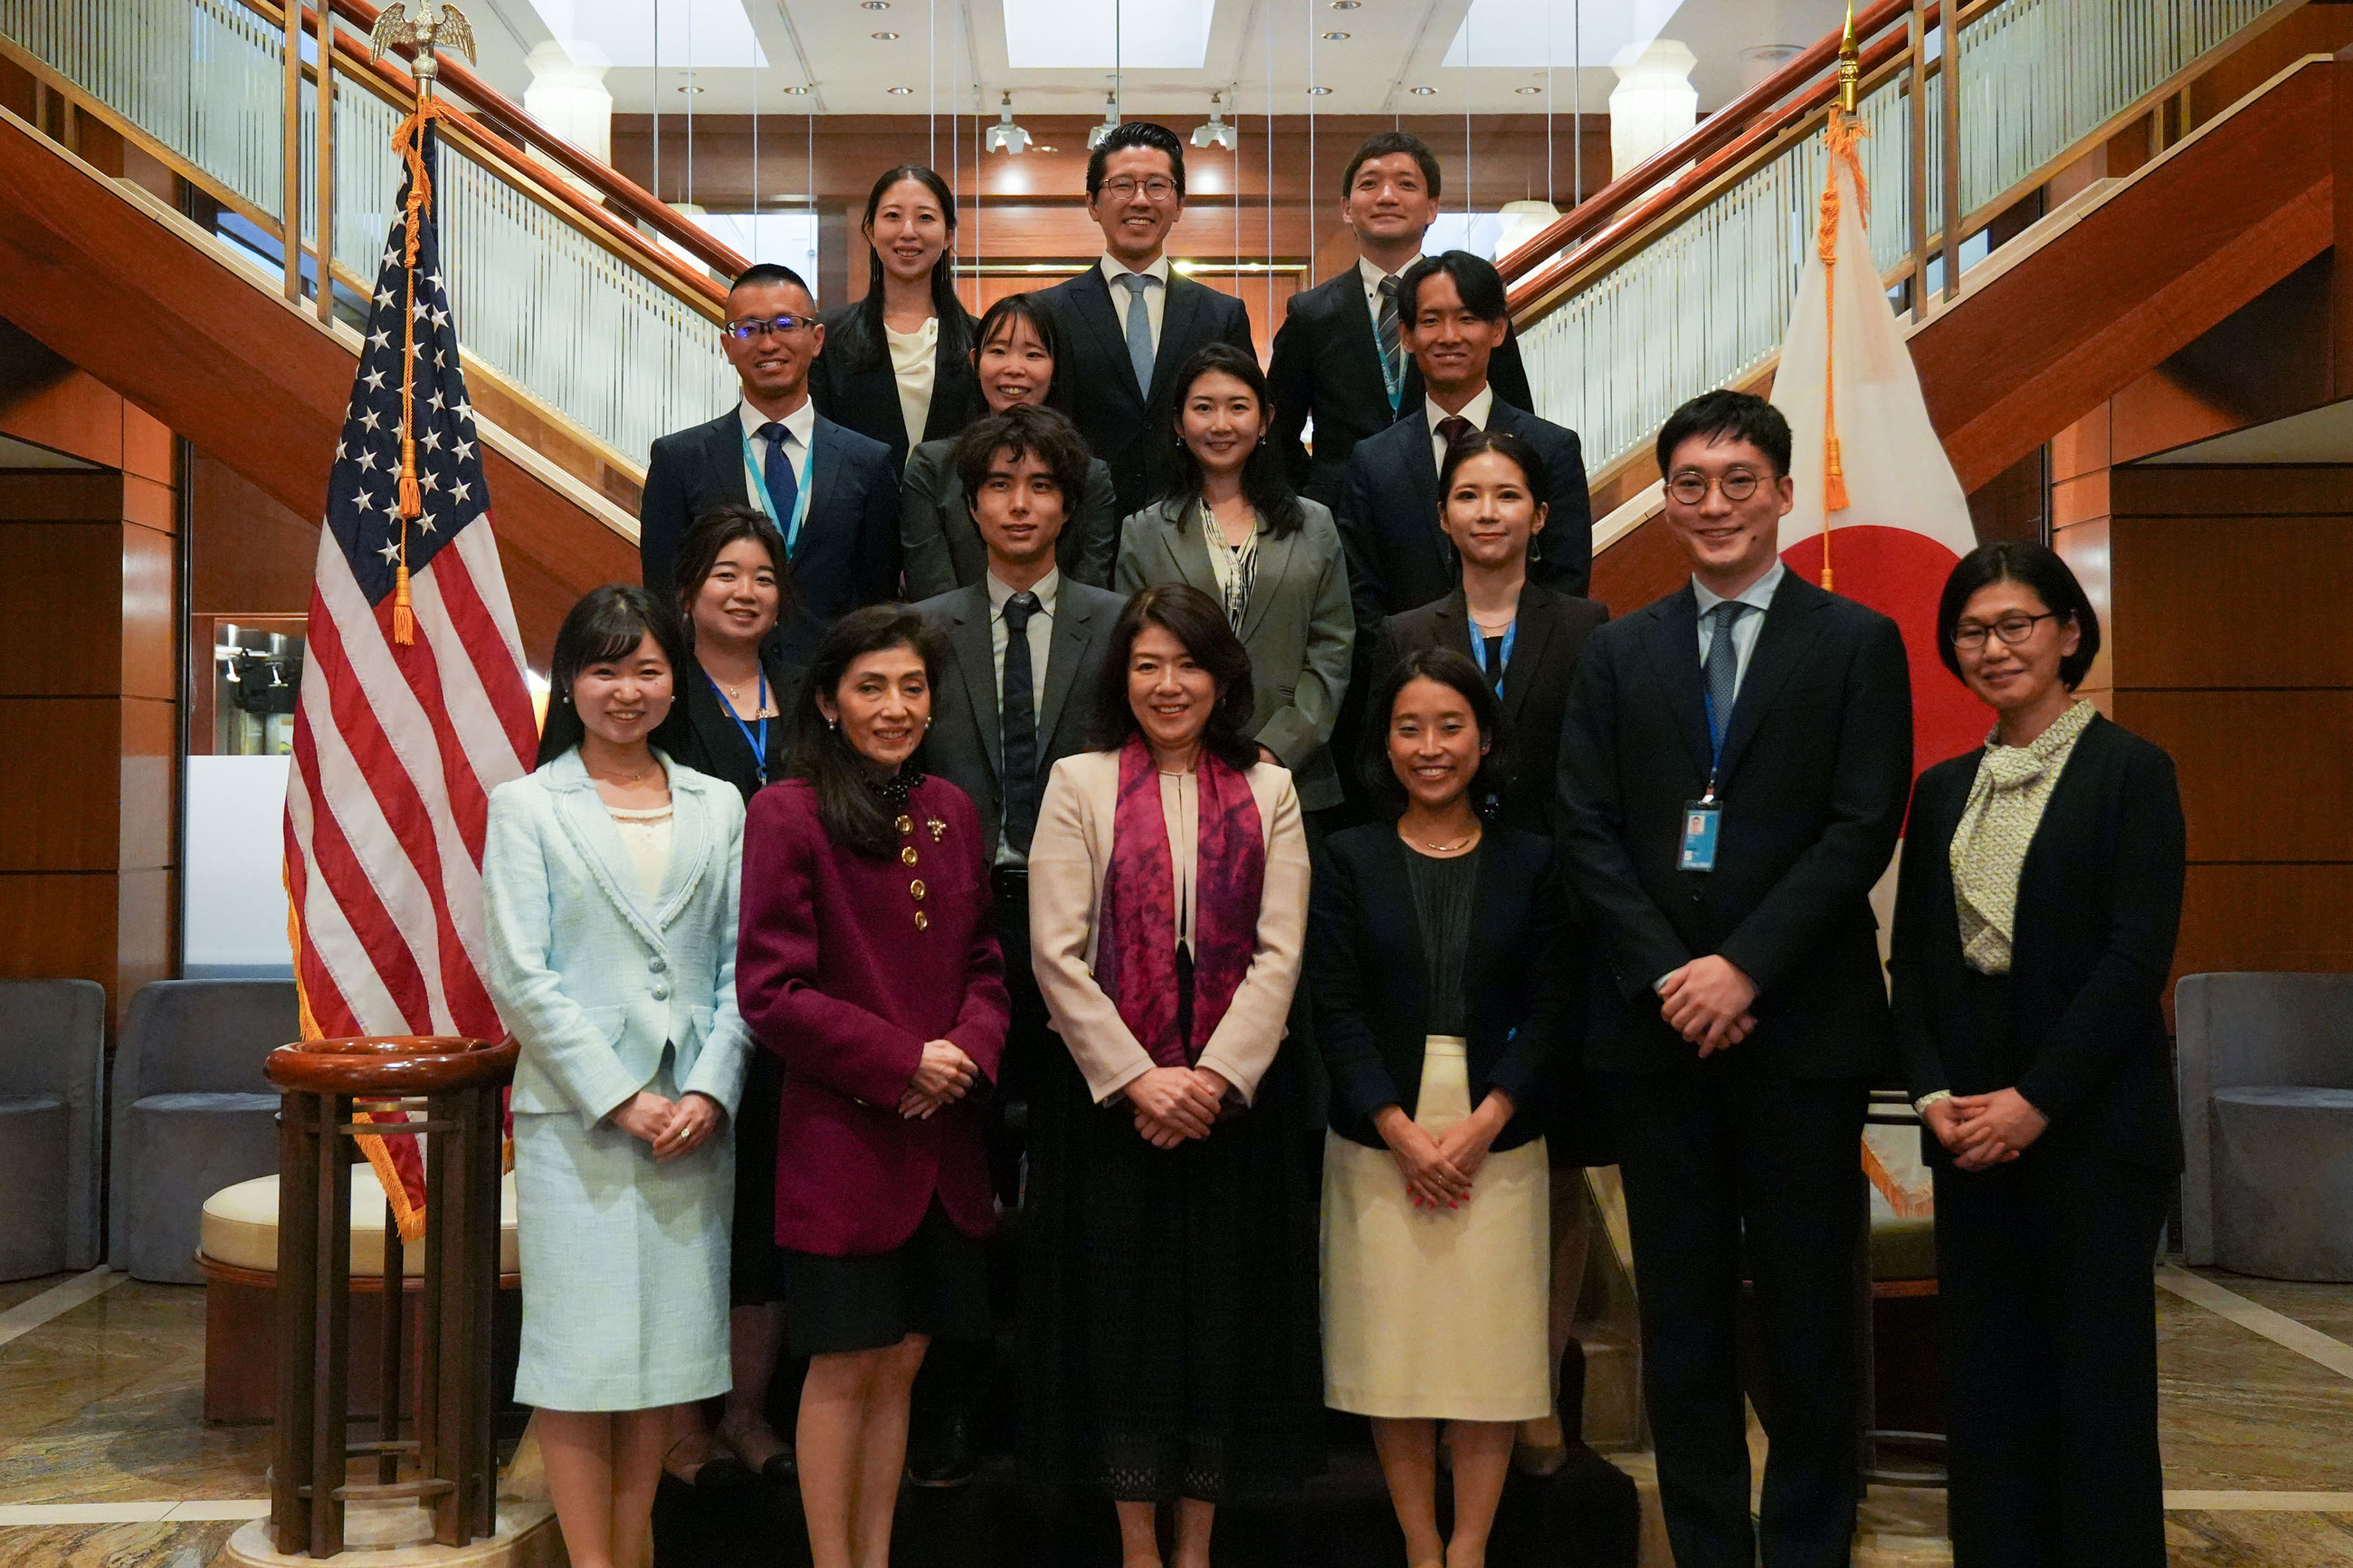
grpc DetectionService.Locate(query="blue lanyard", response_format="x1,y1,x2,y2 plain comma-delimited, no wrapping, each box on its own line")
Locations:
1468,612,1516,683
738,422,815,554
1702,690,1727,800
705,665,771,787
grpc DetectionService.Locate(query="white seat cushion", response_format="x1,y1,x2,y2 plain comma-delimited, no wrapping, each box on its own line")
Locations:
201,1166,520,1277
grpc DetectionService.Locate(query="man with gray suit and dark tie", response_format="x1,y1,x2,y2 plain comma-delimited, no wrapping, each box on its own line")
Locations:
908,404,1126,1484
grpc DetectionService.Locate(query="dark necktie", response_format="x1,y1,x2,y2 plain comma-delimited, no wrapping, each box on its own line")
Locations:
1376,275,1403,404
1000,592,1041,854
1704,600,1750,748
1435,414,1474,457
757,422,798,546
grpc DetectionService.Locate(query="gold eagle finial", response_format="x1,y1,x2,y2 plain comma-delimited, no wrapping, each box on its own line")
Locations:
369,0,477,94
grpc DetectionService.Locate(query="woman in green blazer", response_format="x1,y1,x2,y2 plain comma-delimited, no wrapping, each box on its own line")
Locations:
1113,342,1355,815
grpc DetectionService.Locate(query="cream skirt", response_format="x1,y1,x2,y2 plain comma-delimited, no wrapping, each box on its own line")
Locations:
1320,1037,1550,1421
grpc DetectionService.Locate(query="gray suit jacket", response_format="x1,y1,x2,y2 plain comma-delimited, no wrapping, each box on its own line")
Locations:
899,437,1119,601
914,576,1129,858
1114,495,1355,812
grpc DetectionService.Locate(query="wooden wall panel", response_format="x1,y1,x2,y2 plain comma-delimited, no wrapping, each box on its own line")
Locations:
0,470,124,521
2114,690,2353,863
1588,513,1690,619
2109,511,2353,688
121,698,174,873
0,698,133,871
0,874,130,986
189,451,319,617
2111,464,2353,517
2050,518,2113,696
0,521,128,697
120,522,175,700
2177,864,2353,978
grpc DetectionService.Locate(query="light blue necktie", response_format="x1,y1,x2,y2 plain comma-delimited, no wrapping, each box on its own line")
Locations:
1704,600,1750,748
1115,271,1157,398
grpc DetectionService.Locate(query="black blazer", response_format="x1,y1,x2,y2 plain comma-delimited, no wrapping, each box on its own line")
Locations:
913,577,1128,858
1029,266,1255,522
1310,823,1574,1154
1555,573,1913,1078
899,436,1119,600
1383,582,1608,835
808,301,982,472
1268,265,1535,512
649,649,807,803
1890,715,2186,1170
638,408,903,666
1337,399,1592,648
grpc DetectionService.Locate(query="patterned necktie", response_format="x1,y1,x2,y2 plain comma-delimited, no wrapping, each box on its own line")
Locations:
1115,272,1157,399
1704,600,1750,749
1000,592,1041,855
1376,275,1404,406
757,422,798,547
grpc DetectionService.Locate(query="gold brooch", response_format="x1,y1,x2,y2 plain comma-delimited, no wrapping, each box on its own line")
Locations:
910,879,927,901
895,814,914,836
913,910,929,931
926,817,947,841
900,845,919,866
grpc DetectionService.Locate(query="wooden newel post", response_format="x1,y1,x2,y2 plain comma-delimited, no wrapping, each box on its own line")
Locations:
264,1035,517,1558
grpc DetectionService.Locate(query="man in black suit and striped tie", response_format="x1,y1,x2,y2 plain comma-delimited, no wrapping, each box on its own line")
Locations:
1029,121,1255,523
1266,130,1538,512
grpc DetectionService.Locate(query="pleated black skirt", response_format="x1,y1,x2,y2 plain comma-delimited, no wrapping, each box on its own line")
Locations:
1018,1041,1326,1505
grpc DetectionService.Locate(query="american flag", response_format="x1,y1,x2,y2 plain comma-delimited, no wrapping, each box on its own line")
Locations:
283,123,538,1239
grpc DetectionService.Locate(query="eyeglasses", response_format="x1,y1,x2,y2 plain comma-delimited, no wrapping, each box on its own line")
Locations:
722,315,814,342
1099,176,1178,202
1950,612,2060,651
1666,470,1763,506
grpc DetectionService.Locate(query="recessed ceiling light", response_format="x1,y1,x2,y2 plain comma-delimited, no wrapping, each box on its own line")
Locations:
872,31,899,41
1322,31,1350,40
886,85,914,93
1330,1,1360,7
1306,85,1332,95
1031,145,1058,152
1514,85,1541,94
679,84,704,93
1408,85,1436,94
862,1,890,7
782,85,810,94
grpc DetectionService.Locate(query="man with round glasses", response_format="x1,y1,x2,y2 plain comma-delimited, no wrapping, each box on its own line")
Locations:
1556,388,1914,1568
640,262,901,663
1030,121,1254,522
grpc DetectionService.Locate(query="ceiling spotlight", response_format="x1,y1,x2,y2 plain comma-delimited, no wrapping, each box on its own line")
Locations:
886,85,914,94
871,31,898,40
1322,31,1350,40
1330,1,1360,7
1306,85,1332,96
1408,85,1436,94
985,90,1032,154
862,1,890,7
677,83,705,94
1514,85,1542,94
1190,90,1239,151
782,85,810,94
1086,91,1121,150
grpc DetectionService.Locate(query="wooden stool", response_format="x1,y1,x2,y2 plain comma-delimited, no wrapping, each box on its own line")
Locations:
264,1034,516,1559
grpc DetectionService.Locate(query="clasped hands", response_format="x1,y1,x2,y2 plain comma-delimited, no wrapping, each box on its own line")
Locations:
1126,1064,1232,1149
1377,1092,1512,1210
612,1088,724,1161
899,1039,981,1119
1660,955,1758,1056
1921,1088,2048,1171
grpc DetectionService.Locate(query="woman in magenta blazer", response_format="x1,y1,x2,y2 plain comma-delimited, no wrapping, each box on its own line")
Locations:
735,603,1010,1568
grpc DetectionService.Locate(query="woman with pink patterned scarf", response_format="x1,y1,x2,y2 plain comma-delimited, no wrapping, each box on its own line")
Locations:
1021,582,1323,1568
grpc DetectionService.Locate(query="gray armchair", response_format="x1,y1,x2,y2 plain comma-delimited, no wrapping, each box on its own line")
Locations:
0,979,106,1279
2178,972,2353,1281
110,980,299,1283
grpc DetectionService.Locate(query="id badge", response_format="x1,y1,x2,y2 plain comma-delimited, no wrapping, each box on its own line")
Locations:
1679,801,1721,872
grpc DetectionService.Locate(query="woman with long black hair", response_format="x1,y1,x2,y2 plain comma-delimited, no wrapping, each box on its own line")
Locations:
810,166,979,470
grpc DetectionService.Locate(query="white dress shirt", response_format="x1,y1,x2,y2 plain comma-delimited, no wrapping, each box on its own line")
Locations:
1100,254,1172,351
1358,253,1419,329
986,565,1058,865
736,397,815,522
1691,556,1786,700
884,316,938,455
1424,385,1496,475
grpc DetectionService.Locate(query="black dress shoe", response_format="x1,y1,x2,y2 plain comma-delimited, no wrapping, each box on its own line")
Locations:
904,1411,977,1488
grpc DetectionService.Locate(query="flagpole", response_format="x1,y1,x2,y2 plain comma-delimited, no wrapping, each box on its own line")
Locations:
1817,3,1864,592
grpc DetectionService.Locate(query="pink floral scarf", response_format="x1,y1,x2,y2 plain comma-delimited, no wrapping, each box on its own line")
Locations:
1093,734,1267,1069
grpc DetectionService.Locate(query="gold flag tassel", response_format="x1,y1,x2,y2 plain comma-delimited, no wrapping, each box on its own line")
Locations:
386,96,447,645
1815,3,1872,590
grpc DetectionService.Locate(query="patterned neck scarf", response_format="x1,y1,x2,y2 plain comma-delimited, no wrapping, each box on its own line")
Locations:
1092,734,1267,1069
1197,499,1259,632
1949,699,2097,974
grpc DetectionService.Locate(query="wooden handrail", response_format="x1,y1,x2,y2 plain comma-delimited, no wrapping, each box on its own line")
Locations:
1497,0,1928,296
319,0,748,280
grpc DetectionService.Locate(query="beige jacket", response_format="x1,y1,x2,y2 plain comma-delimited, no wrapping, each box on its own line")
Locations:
1028,749,1310,1107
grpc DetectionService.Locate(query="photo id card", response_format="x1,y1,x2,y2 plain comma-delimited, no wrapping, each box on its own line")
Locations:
1679,801,1721,872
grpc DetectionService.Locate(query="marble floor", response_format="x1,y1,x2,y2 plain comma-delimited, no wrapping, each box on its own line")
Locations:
0,1265,2344,1565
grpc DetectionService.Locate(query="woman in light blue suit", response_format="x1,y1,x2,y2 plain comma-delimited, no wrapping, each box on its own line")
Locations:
482,584,752,1568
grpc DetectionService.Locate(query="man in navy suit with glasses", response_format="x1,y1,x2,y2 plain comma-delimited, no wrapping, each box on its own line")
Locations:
641,263,900,662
